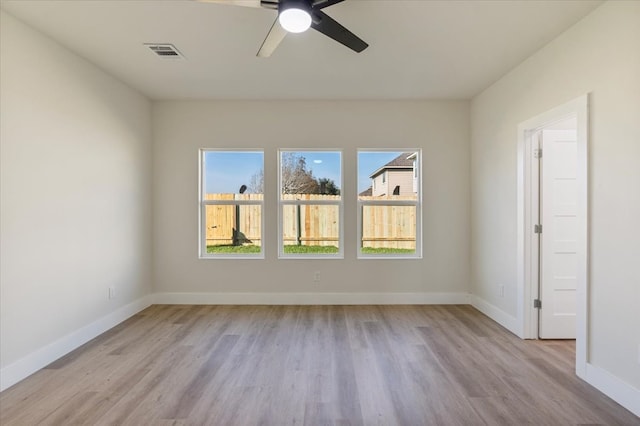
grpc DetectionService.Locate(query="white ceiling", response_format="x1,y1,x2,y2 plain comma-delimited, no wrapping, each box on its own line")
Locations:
1,0,602,100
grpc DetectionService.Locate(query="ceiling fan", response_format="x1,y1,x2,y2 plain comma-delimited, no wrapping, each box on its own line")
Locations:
199,0,368,57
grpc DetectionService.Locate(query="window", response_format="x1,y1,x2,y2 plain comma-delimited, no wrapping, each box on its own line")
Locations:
278,150,343,258
200,150,264,258
357,150,421,258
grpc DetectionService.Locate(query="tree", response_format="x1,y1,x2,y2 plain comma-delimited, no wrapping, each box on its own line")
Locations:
317,177,340,195
247,168,264,193
248,153,341,195
280,152,319,194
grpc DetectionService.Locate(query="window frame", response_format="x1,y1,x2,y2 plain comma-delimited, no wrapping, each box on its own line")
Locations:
199,149,265,259
357,149,422,260
278,149,344,259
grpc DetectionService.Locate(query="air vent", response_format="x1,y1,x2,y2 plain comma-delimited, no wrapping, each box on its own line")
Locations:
144,43,184,60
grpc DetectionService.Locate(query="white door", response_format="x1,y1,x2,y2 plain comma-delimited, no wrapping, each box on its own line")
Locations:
538,127,578,339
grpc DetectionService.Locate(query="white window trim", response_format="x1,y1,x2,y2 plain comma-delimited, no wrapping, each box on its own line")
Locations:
357,149,422,260
278,149,344,259
199,149,265,259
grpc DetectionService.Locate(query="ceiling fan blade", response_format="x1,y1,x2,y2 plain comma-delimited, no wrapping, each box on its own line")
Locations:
311,0,345,10
310,10,368,53
257,17,288,57
196,0,263,7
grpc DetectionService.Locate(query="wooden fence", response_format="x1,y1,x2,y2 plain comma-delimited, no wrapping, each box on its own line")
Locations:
360,196,416,249
281,194,340,247
204,194,416,249
204,194,263,247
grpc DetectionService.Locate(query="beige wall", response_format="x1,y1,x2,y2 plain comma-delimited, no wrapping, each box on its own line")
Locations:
470,1,640,390
0,12,152,370
372,170,414,197
371,173,386,196
388,170,415,196
152,101,470,295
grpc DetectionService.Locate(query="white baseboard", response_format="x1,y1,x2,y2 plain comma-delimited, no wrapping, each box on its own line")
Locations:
153,291,471,305
469,295,639,417
0,295,153,392
4,292,638,419
469,294,521,337
584,363,640,417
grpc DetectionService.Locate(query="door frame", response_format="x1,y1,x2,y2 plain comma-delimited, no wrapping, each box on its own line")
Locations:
516,94,589,377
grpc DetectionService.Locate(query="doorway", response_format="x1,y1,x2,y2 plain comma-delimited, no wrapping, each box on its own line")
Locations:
516,95,588,375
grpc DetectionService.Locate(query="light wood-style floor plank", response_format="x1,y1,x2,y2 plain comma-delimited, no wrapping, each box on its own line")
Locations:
1,305,638,425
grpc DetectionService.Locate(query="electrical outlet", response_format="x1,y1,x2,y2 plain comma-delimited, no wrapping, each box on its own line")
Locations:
313,271,321,282
500,285,505,297
108,287,116,300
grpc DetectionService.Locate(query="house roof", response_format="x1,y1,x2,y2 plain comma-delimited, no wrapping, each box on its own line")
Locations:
369,152,417,179
359,186,373,197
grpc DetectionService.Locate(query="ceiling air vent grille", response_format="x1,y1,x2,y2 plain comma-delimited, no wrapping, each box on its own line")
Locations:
144,43,184,60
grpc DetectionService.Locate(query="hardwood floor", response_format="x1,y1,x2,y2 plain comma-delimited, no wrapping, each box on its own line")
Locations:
1,305,638,425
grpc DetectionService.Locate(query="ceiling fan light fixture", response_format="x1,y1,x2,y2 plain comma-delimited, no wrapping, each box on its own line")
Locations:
278,2,312,33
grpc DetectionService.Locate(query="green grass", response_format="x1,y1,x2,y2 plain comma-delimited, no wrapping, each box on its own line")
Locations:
207,245,261,254
207,245,412,255
361,247,415,254
283,245,339,254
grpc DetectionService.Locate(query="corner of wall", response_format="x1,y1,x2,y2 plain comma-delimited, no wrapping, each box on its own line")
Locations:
469,294,521,337
0,295,153,392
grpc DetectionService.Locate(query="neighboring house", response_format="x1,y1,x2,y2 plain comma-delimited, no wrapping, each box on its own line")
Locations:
369,152,418,196
358,186,373,196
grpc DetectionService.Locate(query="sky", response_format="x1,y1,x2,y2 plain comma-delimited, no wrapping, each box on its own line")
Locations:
295,151,342,188
203,150,405,194
204,151,263,194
